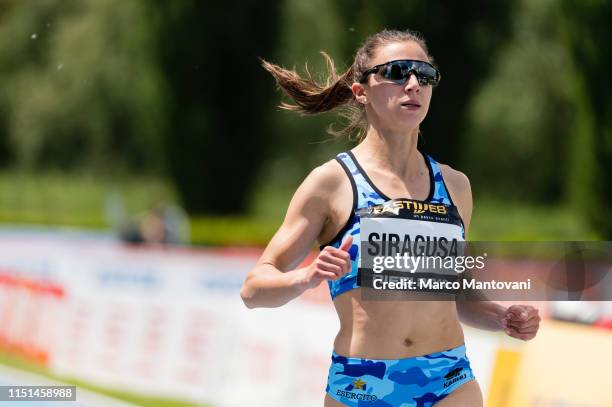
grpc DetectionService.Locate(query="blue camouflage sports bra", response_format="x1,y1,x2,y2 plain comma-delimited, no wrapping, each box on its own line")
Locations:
319,150,465,300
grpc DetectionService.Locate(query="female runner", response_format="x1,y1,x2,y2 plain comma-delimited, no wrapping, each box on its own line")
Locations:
240,29,540,406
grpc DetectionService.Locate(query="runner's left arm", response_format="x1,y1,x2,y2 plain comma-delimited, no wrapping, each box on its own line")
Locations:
448,168,540,338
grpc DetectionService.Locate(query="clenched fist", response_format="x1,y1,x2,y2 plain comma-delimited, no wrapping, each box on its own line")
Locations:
501,304,541,341
300,236,354,289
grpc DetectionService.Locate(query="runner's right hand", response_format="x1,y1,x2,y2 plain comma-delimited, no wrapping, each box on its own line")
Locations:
300,236,353,289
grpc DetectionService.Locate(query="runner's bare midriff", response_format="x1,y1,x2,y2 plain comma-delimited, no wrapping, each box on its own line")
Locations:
331,288,465,359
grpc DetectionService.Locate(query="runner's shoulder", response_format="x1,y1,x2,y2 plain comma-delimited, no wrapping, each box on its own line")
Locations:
437,162,472,210
300,158,347,197
437,162,471,195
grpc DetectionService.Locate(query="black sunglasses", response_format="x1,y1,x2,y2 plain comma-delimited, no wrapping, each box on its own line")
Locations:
358,59,441,86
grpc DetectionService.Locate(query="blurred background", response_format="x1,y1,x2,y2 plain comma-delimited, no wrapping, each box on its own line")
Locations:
0,0,610,406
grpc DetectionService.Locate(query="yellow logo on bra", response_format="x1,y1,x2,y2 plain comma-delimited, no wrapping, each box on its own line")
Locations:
371,200,447,215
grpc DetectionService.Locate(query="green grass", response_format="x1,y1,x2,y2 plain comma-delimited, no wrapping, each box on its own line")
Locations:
469,198,600,241
0,352,210,407
190,216,281,247
0,170,600,245
0,171,176,228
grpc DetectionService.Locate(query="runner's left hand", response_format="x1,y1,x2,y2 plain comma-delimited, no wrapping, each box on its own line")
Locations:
501,305,540,341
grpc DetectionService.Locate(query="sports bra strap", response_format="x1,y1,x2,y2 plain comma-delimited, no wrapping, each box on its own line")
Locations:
336,152,387,209
337,150,456,207
426,155,455,206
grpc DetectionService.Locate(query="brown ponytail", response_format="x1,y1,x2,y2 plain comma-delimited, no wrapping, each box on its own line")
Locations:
262,29,434,141
261,52,353,115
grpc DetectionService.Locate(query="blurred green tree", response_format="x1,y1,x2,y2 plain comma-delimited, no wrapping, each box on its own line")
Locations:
465,0,575,203
561,0,612,238
154,0,281,214
0,0,167,173
0,0,18,167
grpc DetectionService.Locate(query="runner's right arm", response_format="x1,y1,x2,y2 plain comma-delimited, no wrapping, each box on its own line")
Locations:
240,163,352,308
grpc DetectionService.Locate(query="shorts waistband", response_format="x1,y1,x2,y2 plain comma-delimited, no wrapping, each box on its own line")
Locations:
331,343,467,362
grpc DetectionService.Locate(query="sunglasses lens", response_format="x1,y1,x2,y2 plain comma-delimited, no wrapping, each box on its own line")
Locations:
384,63,406,82
417,64,439,85
382,62,408,82
382,61,439,85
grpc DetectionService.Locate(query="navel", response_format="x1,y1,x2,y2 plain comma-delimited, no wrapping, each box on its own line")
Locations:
403,337,413,347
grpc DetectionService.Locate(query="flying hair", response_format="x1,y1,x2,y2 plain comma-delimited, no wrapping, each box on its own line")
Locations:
261,29,434,141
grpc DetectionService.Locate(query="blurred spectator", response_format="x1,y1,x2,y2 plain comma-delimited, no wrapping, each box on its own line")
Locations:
105,192,190,245
140,205,167,244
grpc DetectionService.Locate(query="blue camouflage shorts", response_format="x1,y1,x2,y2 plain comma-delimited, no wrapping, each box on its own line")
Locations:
325,344,475,406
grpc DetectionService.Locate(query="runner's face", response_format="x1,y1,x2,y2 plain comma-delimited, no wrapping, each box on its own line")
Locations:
359,41,433,132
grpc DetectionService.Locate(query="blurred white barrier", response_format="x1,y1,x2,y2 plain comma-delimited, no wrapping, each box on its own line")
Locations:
0,232,499,406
